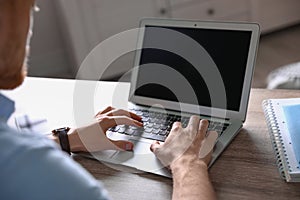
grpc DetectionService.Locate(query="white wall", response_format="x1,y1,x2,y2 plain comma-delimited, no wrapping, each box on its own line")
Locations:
28,0,73,78
28,0,300,81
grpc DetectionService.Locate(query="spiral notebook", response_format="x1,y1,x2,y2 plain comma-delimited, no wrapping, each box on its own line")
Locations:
262,98,300,182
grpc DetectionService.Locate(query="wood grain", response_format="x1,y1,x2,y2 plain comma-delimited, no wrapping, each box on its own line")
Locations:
74,89,300,200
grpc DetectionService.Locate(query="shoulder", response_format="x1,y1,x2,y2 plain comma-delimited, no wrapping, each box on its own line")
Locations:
0,124,110,200
0,124,58,161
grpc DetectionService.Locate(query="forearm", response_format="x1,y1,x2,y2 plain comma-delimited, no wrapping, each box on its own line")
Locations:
171,158,216,200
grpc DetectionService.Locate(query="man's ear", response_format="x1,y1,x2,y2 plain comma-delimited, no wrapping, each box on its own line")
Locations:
0,0,33,90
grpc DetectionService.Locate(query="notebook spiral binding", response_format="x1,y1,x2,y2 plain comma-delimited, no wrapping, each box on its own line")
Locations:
262,99,290,181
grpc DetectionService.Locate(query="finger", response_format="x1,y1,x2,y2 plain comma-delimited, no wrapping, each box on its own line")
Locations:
187,115,201,131
193,119,209,147
110,139,134,151
164,122,182,144
150,141,161,153
95,106,115,117
199,131,218,160
171,121,182,131
201,150,213,166
106,116,143,128
105,109,142,122
128,111,143,122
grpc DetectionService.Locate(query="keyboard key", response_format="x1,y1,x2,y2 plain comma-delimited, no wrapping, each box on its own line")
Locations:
142,133,165,142
130,126,139,130
158,130,168,136
152,128,160,135
142,117,149,122
136,111,143,116
141,132,155,139
150,118,156,123
153,124,161,129
108,127,116,132
146,123,153,128
161,125,169,130
132,130,143,136
151,134,166,142
127,129,138,135
118,128,126,133
117,108,229,141
144,128,153,133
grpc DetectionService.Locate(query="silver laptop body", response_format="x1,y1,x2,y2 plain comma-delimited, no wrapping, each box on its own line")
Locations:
86,18,260,177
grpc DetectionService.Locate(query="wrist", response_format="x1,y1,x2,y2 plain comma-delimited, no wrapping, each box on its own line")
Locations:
52,127,71,154
68,128,87,152
170,156,208,175
170,156,216,200
50,128,87,153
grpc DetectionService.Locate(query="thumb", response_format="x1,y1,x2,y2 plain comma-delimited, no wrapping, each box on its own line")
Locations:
199,131,218,165
150,141,161,154
111,140,134,151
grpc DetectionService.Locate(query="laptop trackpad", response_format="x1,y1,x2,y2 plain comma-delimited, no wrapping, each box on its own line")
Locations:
112,139,165,173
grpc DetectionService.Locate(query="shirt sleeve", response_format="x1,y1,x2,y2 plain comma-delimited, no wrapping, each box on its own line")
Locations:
0,126,111,200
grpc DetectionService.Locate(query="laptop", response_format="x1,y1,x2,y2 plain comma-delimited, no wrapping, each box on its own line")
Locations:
86,18,260,177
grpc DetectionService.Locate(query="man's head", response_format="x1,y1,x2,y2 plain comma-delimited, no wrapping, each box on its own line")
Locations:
0,0,35,89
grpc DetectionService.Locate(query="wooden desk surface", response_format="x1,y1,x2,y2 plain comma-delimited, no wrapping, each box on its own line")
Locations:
73,88,300,200
4,78,300,199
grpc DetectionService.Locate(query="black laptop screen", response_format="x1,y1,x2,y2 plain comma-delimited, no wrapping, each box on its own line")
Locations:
133,25,252,111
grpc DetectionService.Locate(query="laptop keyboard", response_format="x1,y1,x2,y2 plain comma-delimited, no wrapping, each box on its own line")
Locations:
108,108,230,142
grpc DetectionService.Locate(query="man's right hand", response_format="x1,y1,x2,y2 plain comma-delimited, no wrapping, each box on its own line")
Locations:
150,116,216,169
150,116,217,200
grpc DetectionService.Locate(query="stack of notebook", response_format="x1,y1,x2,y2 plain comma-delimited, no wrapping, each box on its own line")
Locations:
262,98,300,182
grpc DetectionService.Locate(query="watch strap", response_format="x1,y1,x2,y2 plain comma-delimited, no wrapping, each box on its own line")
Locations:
52,127,71,155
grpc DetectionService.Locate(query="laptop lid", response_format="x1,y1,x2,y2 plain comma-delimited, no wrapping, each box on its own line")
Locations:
129,18,260,122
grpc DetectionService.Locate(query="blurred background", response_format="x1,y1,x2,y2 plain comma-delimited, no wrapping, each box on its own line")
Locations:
28,0,300,88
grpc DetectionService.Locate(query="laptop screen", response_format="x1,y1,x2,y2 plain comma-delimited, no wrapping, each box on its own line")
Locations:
133,25,252,112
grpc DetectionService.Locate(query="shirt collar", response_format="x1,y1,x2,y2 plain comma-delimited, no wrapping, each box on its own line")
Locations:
0,93,15,123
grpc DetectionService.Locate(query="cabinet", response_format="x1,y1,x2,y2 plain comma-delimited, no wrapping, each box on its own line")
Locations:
169,0,300,33
56,0,170,80
170,0,251,23
251,0,300,33
56,0,300,80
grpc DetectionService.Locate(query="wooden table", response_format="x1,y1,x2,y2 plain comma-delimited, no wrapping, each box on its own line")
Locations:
4,78,300,199
73,89,300,200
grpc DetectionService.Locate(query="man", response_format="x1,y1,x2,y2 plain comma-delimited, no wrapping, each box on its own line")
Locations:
0,1,216,199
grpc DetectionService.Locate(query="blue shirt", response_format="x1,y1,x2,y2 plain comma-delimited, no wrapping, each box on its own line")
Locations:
0,93,110,200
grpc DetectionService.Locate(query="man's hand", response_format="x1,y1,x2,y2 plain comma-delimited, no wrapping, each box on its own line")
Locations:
150,115,216,169
150,115,217,200
68,106,143,152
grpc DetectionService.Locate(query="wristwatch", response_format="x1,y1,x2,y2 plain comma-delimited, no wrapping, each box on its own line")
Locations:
52,127,71,155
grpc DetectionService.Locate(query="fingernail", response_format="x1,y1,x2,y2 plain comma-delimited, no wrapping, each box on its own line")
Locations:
126,143,133,151
135,121,143,127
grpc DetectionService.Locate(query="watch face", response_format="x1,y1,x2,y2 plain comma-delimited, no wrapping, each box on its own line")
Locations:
52,127,70,135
